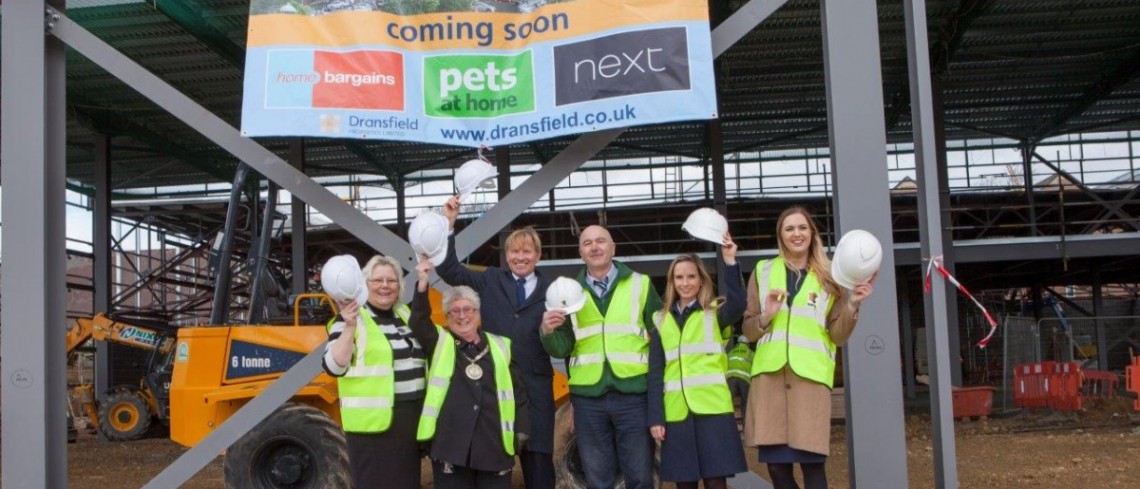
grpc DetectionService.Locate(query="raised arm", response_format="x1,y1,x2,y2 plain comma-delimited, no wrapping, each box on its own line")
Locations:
409,258,441,354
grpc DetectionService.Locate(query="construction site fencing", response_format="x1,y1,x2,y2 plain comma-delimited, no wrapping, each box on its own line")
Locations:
999,315,1140,411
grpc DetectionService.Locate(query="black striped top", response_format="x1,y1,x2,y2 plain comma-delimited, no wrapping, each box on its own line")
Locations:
323,303,427,402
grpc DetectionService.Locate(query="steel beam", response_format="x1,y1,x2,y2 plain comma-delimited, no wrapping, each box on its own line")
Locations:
93,134,113,414
49,10,419,273
1032,151,1140,230
904,0,958,486
932,75,963,387
821,0,909,487
1091,267,1108,370
290,139,307,296
2,1,68,486
1032,45,1140,139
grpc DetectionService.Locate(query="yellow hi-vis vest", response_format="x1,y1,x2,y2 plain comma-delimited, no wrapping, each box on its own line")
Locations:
417,327,517,456
726,342,754,382
750,257,838,388
569,273,651,386
655,310,734,422
330,304,415,434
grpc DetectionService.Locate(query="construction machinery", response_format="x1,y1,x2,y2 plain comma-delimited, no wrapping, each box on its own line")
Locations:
66,313,178,441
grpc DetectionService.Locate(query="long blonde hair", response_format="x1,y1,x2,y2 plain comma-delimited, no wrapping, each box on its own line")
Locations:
661,253,721,316
775,207,841,298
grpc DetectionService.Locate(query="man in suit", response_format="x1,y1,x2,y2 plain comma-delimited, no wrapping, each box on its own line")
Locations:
437,195,556,489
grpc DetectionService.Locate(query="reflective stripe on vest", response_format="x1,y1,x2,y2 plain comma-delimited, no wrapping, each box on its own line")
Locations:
416,327,517,456
568,273,651,386
726,342,754,382
655,310,734,421
750,257,838,388
331,304,415,433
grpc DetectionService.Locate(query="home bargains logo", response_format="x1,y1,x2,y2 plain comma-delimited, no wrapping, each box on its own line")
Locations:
423,52,534,118
265,50,404,111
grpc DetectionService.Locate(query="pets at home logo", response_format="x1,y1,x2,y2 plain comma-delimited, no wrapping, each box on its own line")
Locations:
423,52,535,118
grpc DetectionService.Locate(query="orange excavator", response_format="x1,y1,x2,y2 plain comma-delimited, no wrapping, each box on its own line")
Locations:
66,313,178,441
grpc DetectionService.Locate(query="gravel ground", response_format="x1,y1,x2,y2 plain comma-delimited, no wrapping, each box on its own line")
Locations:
43,398,1140,488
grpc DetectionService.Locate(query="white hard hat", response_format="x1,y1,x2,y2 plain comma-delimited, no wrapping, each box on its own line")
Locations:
321,255,366,304
681,207,728,244
409,212,449,266
831,229,883,290
454,158,498,203
545,277,586,314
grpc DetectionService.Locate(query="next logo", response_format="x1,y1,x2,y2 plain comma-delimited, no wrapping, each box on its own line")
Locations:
553,27,691,106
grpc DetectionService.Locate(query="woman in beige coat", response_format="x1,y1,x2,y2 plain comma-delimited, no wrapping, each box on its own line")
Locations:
742,207,874,489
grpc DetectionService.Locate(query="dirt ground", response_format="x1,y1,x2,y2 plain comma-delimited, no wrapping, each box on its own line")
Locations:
43,398,1140,488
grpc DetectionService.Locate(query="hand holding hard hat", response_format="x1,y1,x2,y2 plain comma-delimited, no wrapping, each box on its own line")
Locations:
321,254,367,306
831,229,883,290
681,207,729,244
409,212,450,266
454,158,498,203
542,277,586,334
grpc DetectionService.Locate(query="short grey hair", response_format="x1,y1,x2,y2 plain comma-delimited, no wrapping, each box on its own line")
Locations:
442,285,481,312
361,255,404,303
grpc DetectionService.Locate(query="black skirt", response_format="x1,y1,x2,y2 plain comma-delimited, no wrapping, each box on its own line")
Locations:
659,412,748,482
345,400,424,489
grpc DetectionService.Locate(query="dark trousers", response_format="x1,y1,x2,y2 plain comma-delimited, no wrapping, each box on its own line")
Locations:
572,392,655,489
431,459,511,489
519,449,555,489
728,378,750,414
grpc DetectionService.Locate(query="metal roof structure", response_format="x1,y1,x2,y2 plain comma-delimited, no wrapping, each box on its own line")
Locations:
49,0,1140,192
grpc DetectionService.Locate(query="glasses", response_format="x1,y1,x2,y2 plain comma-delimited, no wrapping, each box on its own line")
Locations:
447,306,478,316
368,278,400,285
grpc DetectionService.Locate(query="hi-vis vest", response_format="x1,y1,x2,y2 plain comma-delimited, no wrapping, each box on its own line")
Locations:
750,257,838,388
569,273,651,386
726,342,754,382
417,328,517,456
329,304,418,434
655,310,734,422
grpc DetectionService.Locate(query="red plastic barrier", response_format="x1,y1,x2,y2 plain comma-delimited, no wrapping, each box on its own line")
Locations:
1126,355,1140,412
1080,368,1119,400
1013,361,1053,408
1048,362,1083,412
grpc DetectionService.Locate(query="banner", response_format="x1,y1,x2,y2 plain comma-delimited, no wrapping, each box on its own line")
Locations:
241,0,717,147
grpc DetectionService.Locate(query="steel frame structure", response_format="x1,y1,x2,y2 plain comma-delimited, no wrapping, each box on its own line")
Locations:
7,0,1139,488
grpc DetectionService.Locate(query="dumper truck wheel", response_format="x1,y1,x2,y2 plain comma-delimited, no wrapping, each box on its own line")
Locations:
224,402,350,489
97,388,152,441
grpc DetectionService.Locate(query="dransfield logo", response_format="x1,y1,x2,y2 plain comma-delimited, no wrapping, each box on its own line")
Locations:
423,52,535,118
552,27,691,106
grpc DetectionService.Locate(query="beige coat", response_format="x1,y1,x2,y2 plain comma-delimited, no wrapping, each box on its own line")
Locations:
741,267,859,456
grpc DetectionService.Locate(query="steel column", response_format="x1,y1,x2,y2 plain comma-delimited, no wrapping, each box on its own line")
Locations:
709,120,727,213
821,0,908,487
2,1,68,486
290,139,307,296
1091,267,1108,370
900,279,916,400
931,75,963,387
904,0,958,486
93,134,113,413
1021,144,1038,235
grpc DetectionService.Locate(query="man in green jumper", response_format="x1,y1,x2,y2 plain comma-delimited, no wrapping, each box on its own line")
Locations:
540,225,663,489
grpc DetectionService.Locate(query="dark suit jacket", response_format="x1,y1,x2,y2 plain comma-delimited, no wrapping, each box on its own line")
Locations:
435,234,556,454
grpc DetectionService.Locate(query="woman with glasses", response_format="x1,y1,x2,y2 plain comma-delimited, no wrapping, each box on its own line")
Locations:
410,257,530,489
323,255,426,489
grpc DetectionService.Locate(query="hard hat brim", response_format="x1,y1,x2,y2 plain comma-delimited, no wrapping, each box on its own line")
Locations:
546,295,585,314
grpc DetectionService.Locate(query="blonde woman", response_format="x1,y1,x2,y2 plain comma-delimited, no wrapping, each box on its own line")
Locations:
647,234,746,489
742,207,874,489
